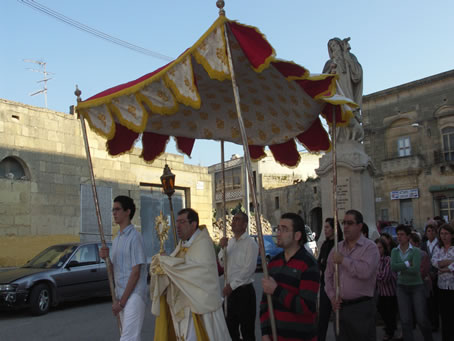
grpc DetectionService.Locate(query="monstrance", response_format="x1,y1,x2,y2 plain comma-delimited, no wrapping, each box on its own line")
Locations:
155,211,170,253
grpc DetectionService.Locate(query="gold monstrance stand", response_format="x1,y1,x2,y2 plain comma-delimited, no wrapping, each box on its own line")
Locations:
155,211,170,253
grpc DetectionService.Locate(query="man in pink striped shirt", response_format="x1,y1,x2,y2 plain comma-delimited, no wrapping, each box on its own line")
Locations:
325,209,380,341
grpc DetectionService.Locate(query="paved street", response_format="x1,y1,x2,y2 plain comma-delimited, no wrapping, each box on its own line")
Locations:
0,272,441,340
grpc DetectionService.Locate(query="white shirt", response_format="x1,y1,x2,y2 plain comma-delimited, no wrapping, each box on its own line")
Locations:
426,238,438,256
398,243,413,268
431,245,454,290
218,232,259,290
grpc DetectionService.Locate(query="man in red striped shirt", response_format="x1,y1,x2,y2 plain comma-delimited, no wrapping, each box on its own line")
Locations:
260,213,319,341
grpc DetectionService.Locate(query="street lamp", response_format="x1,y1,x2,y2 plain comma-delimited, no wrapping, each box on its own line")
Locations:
160,164,178,245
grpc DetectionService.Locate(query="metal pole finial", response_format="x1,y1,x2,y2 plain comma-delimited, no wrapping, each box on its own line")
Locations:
216,0,225,16
74,85,82,102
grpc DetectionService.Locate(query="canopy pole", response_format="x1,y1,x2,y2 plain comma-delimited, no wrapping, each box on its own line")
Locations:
331,105,340,336
75,86,122,335
223,25,278,341
221,140,228,316
168,197,178,247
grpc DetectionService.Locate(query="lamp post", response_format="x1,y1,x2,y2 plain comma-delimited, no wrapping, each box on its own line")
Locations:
160,164,178,246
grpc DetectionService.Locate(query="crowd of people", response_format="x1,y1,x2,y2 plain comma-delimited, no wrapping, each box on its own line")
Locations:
100,195,454,341
317,214,454,341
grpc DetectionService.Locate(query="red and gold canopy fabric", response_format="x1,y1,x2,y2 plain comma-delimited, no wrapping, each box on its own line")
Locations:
76,16,357,167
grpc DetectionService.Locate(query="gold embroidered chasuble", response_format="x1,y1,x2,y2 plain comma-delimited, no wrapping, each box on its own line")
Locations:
150,227,231,341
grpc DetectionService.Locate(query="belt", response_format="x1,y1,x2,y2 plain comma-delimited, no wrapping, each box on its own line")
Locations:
341,296,373,306
234,283,254,291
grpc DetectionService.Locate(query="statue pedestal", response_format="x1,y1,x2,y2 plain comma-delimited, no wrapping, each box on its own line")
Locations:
316,141,378,242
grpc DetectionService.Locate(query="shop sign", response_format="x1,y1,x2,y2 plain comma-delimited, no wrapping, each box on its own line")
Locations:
390,188,419,200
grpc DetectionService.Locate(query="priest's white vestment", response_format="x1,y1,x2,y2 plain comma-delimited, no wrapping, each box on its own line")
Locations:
150,226,231,341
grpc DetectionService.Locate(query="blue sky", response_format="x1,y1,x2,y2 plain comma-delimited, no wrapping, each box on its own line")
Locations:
2,0,454,166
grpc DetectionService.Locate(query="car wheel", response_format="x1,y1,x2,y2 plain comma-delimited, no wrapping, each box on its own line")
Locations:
30,283,51,316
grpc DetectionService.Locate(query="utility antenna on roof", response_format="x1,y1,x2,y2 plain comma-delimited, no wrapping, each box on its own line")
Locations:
24,59,54,108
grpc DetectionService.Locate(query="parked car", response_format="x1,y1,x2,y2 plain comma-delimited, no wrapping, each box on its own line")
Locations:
380,225,398,241
252,235,283,267
0,242,111,315
252,226,318,268
378,220,399,241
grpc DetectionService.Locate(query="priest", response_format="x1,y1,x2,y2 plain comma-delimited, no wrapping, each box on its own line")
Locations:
150,208,231,341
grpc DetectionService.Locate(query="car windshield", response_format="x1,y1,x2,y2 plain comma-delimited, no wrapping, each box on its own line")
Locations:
23,245,77,269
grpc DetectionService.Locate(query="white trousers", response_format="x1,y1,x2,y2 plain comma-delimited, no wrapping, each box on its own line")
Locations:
119,293,146,341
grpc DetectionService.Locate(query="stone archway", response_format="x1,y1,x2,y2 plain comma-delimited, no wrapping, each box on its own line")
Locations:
310,207,323,240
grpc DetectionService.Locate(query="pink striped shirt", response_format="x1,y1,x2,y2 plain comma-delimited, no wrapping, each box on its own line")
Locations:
376,255,397,296
325,235,380,300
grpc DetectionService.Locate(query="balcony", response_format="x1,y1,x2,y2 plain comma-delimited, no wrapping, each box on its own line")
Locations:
434,150,454,164
215,188,244,203
381,155,423,176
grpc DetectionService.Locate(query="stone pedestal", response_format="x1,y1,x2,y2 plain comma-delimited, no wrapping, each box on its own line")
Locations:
316,141,378,243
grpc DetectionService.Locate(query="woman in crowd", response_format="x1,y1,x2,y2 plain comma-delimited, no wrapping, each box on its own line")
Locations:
391,224,433,341
375,238,397,341
380,232,397,252
317,217,343,341
431,224,454,341
421,223,440,332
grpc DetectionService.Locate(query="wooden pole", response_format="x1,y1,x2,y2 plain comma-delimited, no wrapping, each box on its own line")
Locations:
221,140,228,315
223,25,278,341
75,86,122,335
168,196,178,248
331,105,340,336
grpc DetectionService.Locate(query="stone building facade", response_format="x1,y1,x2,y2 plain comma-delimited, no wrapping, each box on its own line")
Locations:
362,70,454,230
261,178,322,236
208,151,322,231
0,99,212,266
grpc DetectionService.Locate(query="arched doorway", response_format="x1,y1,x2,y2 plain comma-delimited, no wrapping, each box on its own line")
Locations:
310,207,322,240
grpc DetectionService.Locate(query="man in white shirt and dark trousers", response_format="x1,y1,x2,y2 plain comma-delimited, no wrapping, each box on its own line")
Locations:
219,212,259,341
100,195,148,341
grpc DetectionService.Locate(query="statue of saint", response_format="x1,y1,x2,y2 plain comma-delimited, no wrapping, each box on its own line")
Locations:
323,37,364,142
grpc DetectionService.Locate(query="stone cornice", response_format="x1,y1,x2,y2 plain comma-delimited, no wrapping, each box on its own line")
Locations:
363,69,454,102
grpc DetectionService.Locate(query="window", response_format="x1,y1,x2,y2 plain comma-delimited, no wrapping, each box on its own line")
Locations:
232,168,241,189
440,197,454,222
275,196,280,209
397,137,411,157
381,208,389,222
71,245,98,266
0,157,28,180
215,167,242,191
313,186,317,194
442,127,454,161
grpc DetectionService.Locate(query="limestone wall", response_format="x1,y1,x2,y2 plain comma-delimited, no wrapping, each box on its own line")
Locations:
362,70,454,229
0,99,212,266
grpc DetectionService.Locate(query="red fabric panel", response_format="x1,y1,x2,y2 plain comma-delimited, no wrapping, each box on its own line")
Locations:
296,77,335,99
228,21,273,70
269,140,299,167
296,118,331,151
176,136,195,157
141,132,169,162
107,123,139,155
85,62,172,101
249,145,266,160
322,103,346,125
271,61,308,79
